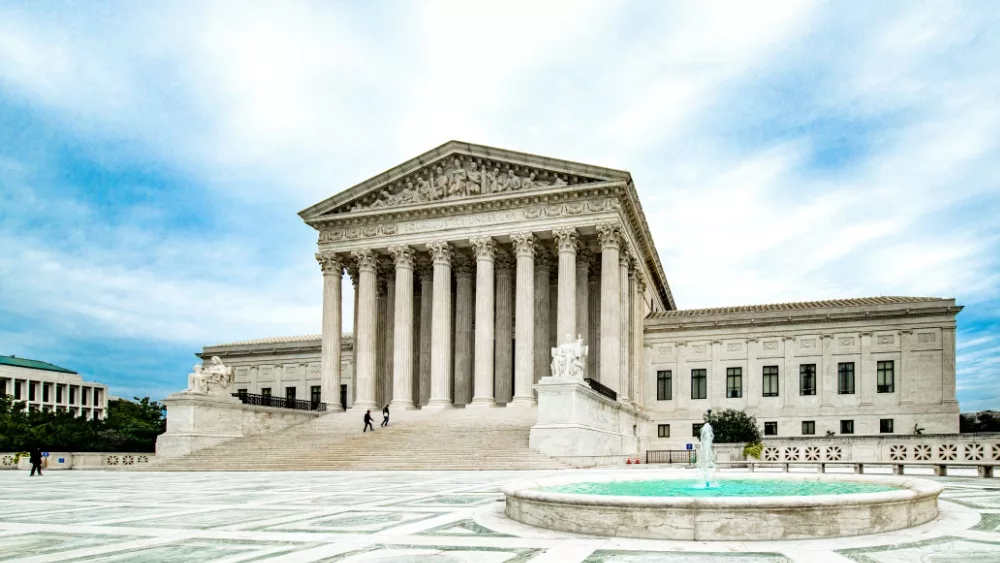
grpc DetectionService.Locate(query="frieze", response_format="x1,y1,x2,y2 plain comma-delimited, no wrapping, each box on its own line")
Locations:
877,335,895,345
762,341,779,351
917,332,936,344
320,224,398,243
692,344,707,354
800,339,817,349
523,198,620,219
839,337,856,347
726,342,742,352
335,154,598,214
399,209,527,234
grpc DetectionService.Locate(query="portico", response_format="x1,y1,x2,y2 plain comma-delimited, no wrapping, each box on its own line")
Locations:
300,141,674,411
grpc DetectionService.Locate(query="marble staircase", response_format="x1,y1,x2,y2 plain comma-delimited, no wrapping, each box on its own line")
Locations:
147,405,568,471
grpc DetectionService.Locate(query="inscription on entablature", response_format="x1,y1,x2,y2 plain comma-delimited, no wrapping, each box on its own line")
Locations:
320,224,398,243
398,209,528,234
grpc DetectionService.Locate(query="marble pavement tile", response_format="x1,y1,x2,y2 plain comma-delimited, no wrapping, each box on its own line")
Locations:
254,510,442,534
419,519,514,537
838,536,1000,562
107,507,309,530
315,544,543,562
59,537,317,562
0,532,137,561
583,550,791,562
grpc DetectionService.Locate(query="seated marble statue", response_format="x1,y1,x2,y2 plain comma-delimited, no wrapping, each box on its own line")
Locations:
550,334,588,380
186,356,235,395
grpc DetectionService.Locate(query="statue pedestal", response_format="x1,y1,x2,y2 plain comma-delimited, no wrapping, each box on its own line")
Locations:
155,392,244,458
529,377,649,467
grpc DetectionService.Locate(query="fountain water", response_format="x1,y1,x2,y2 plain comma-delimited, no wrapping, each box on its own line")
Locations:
697,421,716,487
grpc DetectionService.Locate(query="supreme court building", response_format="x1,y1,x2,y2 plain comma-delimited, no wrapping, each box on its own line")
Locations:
205,141,961,445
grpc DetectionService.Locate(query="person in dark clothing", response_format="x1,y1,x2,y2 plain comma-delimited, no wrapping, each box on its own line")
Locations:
363,410,374,432
381,404,390,427
29,448,43,476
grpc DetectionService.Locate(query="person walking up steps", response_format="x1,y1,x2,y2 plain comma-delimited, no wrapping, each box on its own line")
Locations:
363,409,374,432
381,404,390,427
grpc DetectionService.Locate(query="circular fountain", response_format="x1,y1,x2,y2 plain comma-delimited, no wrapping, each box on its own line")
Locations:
502,423,943,540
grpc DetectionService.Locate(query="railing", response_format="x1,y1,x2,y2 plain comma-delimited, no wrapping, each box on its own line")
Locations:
232,392,327,412
583,378,617,402
646,450,695,464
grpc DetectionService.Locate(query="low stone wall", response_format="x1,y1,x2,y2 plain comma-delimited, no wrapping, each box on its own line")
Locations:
710,433,1000,464
1,452,155,470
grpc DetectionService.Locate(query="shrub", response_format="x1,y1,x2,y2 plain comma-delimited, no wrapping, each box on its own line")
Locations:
703,409,763,444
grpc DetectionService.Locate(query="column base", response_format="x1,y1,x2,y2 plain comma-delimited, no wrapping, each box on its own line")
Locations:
390,400,419,410
467,398,497,408
423,399,453,410
351,401,378,411
508,397,537,407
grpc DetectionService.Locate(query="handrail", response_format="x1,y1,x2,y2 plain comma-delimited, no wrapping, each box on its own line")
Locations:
646,449,695,464
583,378,617,401
232,392,326,412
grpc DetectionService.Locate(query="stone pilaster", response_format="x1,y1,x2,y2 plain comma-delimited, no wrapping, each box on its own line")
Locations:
511,232,536,405
453,251,475,406
588,257,601,381
494,247,515,404
417,258,433,406
619,250,631,402
426,241,454,409
575,247,591,379
533,249,553,385
860,331,873,406
597,223,621,391
821,334,834,407
942,327,957,403
630,271,645,405
899,329,912,405
316,252,344,411
351,249,378,410
348,264,359,405
389,245,416,409
470,236,497,407
553,227,579,347
375,272,388,407
411,280,421,405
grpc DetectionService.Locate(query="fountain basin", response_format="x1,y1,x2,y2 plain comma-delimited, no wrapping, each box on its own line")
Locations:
502,472,942,540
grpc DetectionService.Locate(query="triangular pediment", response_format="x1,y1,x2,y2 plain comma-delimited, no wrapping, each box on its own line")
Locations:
299,141,629,222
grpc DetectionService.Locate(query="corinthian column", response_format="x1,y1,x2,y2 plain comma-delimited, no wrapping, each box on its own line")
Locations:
375,273,388,407
631,270,645,405
588,260,601,382
417,258,433,406
389,245,416,409
576,247,591,378
470,236,497,407
597,223,621,391
351,249,378,410
316,252,344,411
553,227,579,347
511,232,536,405
494,248,515,403
426,241,453,409
619,250,631,402
533,250,553,384
453,251,475,405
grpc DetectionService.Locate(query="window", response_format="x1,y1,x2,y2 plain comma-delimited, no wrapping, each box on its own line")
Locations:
840,420,854,434
69,386,76,404
762,366,779,397
285,387,296,401
0,378,6,397
726,367,743,398
43,383,51,402
260,388,272,396
877,361,895,393
94,389,102,405
14,381,22,400
693,423,705,437
56,385,64,403
311,385,322,407
82,387,90,405
800,364,816,395
656,370,672,400
880,419,894,433
29,383,36,402
838,362,855,394
802,421,816,435
658,424,670,438
691,369,707,400
764,421,778,436
94,409,103,419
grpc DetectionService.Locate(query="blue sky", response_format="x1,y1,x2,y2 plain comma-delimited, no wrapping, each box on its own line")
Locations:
1,1,998,409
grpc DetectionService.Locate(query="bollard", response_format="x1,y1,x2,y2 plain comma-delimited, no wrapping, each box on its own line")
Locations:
819,463,826,474
934,464,948,477
893,464,905,475
978,465,994,478
854,463,864,474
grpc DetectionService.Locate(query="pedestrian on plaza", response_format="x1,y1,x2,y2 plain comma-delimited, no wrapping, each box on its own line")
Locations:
363,409,374,432
381,404,390,427
29,447,43,477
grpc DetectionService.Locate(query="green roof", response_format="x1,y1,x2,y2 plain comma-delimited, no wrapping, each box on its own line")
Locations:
0,355,77,374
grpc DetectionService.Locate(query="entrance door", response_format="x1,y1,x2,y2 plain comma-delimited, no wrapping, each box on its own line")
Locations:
340,384,348,410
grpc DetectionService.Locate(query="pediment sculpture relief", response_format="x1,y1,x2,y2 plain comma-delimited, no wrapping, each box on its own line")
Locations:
337,155,595,214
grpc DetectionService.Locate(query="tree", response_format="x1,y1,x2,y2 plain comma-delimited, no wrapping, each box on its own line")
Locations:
703,409,763,444
960,411,1000,433
100,397,166,452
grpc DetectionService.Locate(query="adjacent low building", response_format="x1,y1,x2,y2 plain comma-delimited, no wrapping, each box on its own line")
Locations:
0,355,109,420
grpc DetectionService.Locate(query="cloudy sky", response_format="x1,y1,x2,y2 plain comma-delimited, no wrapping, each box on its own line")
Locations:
1,1,997,409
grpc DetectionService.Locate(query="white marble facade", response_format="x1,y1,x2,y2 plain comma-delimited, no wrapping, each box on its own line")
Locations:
198,141,962,443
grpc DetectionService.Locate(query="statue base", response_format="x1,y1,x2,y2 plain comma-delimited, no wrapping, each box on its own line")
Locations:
155,392,244,458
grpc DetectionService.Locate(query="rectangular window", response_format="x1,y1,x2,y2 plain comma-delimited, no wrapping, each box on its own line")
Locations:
237,388,248,397
656,370,672,400
880,418,894,433
94,389,102,405
69,386,76,404
838,362,855,394
764,421,778,436
726,367,743,398
0,378,7,397
260,387,272,396
14,380,22,400
800,364,816,395
43,383,51,402
840,420,854,434
56,385,64,403
82,387,90,405
802,421,816,435
691,369,707,400
877,360,895,393
762,366,779,397
311,385,321,407
29,383,36,402
94,409,103,419
285,387,296,401
658,424,670,438
693,423,705,437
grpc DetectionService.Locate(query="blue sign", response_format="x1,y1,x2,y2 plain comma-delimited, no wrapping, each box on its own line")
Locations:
42,452,49,457
58,458,65,463
686,443,693,450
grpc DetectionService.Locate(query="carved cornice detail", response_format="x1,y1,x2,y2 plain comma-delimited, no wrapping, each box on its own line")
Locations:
315,252,345,275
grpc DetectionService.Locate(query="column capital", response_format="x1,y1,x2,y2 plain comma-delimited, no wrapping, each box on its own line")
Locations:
511,232,537,258
899,329,913,335
634,270,647,292
376,274,388,297
495,247,515,274
351,249,378,273
453,251,475,278
619,248,633,268
346,264,359,285
416,256,434,280
471,236,497,262
427,241,453,265
577,247,593,267
388,245,416,269
534,248,554,272
552,227,579,254
783,335,795,341
315,252,345,275
596,222,622,250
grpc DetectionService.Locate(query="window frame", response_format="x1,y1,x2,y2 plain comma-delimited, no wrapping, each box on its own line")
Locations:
838,362,856,394
799,364,817,396
877,360,895,393
840,420,854,435
762,365,780,397
691,369,707,400
802,421,816,435
692,423,705,437
656,370,672,401
764,421,778,436
726,367,743,398
880,418,894,433
657,424,670,438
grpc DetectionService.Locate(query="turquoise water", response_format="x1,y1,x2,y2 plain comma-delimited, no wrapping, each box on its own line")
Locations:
538,479,900,498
